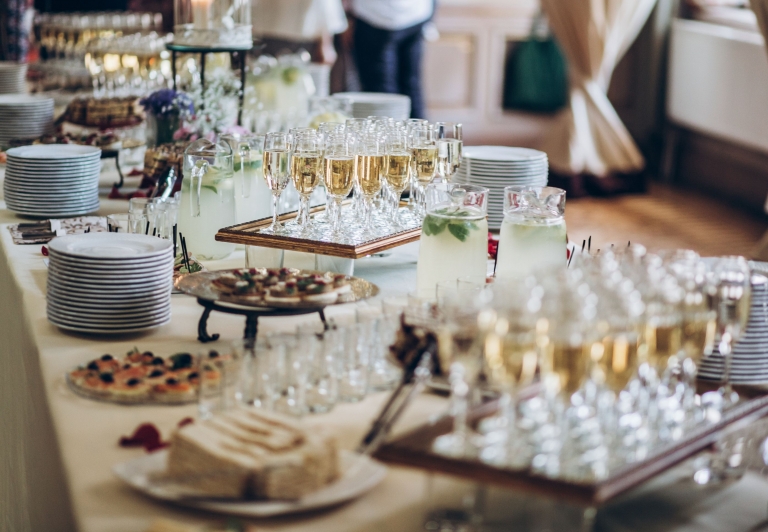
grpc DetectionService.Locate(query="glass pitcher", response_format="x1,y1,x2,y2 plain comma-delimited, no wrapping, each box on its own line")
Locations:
416,183,489,298
221,133,271,224
177,138,236,260
495,186,567,280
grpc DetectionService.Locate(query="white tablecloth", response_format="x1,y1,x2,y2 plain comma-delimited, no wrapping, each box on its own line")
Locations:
4,164,768,532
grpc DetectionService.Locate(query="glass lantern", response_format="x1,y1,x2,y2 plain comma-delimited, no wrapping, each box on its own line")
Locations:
174,0,252,49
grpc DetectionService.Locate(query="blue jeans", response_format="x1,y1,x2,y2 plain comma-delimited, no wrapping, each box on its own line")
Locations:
352,17,427,119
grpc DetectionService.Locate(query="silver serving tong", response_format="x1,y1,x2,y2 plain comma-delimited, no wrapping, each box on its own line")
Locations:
357,346,437,456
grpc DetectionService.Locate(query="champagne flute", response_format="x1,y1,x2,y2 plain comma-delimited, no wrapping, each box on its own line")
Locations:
355,132,386,233
384,131,412,226
409,127,437,215
435,122,463,183
263,132,291,232
711,256,751,407
323,133,356,234
290,131,322,232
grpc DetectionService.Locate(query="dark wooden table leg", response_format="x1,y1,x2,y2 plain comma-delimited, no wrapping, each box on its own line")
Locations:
197,303,220,343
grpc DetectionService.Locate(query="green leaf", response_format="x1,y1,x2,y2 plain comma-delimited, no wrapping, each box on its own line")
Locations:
423,215,448,237
202,184,218,194
448,222,470,242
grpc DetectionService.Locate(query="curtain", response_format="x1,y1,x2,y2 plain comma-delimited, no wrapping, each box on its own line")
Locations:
539,0,658,177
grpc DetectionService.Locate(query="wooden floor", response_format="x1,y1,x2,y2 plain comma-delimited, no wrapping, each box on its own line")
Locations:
563,184,767,258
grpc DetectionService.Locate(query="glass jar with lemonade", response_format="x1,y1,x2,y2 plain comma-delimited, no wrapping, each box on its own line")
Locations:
495,186,567,280
177,138,236,260
416,183,489,298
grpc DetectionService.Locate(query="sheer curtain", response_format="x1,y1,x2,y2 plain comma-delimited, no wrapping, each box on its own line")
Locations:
748,0,768,259
539,0,658,177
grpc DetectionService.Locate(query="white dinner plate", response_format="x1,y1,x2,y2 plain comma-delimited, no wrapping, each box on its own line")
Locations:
4,190,99,201
47,271,173,290
48,253,175,270
46,276,173,295
48,262,174,279
5,167,102,178
47,287,172,306
463,146,547,162
48,315,170,334
7,206,101,218
48,233,173,260
47,307,171,326
6,144,101,160
113,449,387,518
47,299,171,316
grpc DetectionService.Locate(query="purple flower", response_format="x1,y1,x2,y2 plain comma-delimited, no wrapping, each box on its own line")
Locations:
141,89,194,118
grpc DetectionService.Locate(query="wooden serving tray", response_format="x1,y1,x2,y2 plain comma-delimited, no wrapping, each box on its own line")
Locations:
215,203,422,260
374,384,768,506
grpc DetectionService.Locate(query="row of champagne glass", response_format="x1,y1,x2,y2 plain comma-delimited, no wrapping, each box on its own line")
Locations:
421,247,751,481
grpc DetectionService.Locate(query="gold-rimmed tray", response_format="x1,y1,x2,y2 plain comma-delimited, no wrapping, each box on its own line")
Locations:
215,202,422,259
174,269,379,310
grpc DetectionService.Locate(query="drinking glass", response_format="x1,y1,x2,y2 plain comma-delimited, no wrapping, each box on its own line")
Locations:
107,213,147,234
435,122,463,183
355,132,386,233
196,346,243,419
323,133,356,234
306,330,338,413
711,256,751,407
290,131,322,232
384,130,412,226
416,183,489,299
409,127,437,214
263,132,291,232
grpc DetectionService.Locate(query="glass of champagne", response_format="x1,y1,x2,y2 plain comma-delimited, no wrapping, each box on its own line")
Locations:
290,131,322,232
435,122,463,183
263,132,291,233
410,127,438,215
711,256,751,407
384,131,412,226
323,133,356,234
355,132,386,233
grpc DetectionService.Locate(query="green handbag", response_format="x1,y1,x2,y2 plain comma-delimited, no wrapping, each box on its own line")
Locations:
503,14,569,113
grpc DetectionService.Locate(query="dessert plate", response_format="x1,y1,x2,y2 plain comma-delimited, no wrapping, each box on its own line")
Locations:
113,449,387,517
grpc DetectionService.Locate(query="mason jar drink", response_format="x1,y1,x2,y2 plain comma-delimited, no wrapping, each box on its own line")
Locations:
178,138,236,260
416,183,489,298
495,186,567,280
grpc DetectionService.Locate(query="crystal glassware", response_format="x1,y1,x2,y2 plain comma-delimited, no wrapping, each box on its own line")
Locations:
355,132,386,233
384,130,412,226
495,186,567,280
323,132,356,234
435,122,463,183
711,256,752,407
409,126,437,215
263,132,291,232
290,130,322,232
106,213,147,234
221,133,270,225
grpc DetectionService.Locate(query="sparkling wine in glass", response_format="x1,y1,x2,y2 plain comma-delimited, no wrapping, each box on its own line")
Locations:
290,132,322,232
323,133,356,234
263,132,291,232
385,131,412,226
355,133,386,232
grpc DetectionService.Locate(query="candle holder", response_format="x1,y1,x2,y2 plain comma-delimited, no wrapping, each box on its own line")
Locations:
173,0,252,49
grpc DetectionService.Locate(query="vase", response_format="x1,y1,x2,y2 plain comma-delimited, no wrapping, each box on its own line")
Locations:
147,114,180,148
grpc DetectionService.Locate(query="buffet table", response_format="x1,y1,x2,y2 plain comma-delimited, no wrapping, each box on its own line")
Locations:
4,165,768,532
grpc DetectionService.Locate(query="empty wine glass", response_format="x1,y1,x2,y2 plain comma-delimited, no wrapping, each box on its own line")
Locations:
409,127,437,215
711,256,751,407
263,132,291,232
435,122,463,183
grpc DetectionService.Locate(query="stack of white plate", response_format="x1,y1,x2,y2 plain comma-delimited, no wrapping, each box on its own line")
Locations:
455,146,549,230
0,62,27,94
332,92,411,120
4,144,102,218
0,94,54,144
46,233,173,334
699,272,768,384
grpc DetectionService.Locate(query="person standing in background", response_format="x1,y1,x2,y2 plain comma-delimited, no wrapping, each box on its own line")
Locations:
351,0,434,119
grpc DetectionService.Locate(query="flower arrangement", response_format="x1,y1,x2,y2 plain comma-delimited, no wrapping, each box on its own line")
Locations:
140,89,194,119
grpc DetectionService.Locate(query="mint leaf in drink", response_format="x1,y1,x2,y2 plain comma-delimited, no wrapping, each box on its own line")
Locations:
202,185,218,194
448,222,470,242
423,215,448,236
